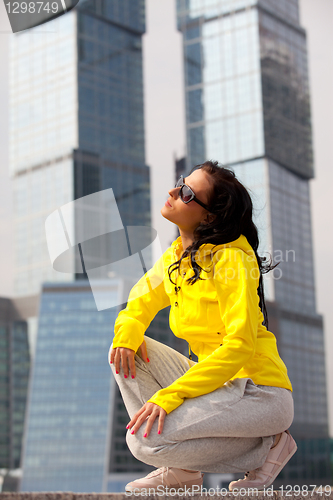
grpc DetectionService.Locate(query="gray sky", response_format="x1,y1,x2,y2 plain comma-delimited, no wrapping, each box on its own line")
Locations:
143,0,186,251
0,0,332,434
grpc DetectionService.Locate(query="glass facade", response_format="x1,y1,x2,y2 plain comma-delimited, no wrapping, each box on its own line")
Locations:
9,13,77,298
9,0,149,298
281,319,327,435
9,14,78,175
178,3,264,169
13,159,74,297
268,159,316,313
177,0,330,486
77,11,145,166
177,0,312,178
258,0,299,25
259,8,313,178
231,158,274,301
0,299,30,471
20,282,120,492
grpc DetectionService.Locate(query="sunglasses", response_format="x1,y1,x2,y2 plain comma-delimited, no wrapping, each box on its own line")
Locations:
174,175,212,212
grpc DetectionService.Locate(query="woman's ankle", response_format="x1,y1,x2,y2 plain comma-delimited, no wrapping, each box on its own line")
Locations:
271,432,283,448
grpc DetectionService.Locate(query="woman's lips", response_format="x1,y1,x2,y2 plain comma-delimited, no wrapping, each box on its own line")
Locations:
165,200,172,207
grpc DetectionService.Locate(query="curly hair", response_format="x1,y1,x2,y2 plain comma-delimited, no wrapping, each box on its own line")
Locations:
168,160,280,330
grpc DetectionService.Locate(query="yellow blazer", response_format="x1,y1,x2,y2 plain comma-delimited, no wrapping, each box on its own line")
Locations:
112,234,292,414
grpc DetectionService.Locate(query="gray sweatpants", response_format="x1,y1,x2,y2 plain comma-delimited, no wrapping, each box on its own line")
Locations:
108,336,294,473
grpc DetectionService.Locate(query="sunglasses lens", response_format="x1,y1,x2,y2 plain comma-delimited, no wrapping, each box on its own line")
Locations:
181,186,193,203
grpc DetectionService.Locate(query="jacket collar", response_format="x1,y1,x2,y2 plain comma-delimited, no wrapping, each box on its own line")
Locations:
170,234,255,259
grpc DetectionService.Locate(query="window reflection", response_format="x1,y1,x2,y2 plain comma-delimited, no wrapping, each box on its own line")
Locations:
182,6,264,167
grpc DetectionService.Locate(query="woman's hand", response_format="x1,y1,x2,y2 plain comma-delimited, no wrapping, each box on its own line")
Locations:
127,402,167,437
110,339,149,379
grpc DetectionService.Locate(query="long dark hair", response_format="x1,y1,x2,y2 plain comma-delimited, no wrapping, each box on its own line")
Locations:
168,160,279,330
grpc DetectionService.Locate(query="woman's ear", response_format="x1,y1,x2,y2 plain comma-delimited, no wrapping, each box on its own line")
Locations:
202,213,216,225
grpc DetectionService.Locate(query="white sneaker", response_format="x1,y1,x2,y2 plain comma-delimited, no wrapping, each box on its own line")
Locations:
229,430,297,491
125,467,204,493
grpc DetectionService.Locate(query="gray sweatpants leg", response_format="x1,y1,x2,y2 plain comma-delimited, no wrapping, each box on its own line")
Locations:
108,336,294,473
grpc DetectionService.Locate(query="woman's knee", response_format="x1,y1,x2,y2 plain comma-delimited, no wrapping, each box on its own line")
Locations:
271,390,294,433
126,429,170,465
282,391,294,430
126,431,156,464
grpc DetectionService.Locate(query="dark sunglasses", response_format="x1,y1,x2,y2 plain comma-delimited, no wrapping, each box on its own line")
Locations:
175,175,213,212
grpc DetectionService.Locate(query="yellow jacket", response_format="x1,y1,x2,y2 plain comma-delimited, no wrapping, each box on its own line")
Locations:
112,234,292,414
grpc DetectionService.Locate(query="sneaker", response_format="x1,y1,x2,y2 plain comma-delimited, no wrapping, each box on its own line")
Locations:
125,467,204,493
229,430,297,491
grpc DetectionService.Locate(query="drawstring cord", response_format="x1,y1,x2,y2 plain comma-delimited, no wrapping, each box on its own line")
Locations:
174,278,193,361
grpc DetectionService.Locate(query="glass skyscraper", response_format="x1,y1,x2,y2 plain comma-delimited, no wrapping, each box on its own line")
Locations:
20,281,121,492
0,298,29,491
9,0,150,298
19,283,188,493
177,0,330,486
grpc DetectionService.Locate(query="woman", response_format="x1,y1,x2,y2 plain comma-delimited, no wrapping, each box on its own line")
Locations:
108,161,296,492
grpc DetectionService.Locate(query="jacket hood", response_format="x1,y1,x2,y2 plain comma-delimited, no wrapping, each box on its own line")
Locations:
171,234,256,261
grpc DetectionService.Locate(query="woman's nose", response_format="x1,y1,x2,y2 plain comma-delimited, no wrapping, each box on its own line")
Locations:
169,187,180,198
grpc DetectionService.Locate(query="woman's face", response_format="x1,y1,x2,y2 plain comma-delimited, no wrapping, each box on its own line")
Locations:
161,168,213,232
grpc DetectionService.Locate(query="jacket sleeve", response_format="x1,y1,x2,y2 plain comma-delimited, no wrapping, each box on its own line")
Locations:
112,252,171,353
147,248,260,414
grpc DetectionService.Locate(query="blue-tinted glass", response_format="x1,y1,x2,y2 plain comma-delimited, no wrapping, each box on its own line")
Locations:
21,283,120,492
185,43,202,86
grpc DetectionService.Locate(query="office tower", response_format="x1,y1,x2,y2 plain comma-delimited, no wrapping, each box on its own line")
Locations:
9,0,150,299
20,281,126,492
0,298,29,491
176,0,330,486
18,280,151,493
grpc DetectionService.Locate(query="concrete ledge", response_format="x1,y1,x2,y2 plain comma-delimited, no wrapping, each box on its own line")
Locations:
1,493,333,500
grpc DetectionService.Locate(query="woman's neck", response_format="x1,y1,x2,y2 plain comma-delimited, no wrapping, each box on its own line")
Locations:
179,229,194,252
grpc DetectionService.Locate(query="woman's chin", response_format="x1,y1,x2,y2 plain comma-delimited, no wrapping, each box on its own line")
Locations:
161,207,176,224
161,206,170,218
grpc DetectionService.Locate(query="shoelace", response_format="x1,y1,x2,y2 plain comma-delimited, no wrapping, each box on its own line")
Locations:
162,467,170,485
144,466,198,488
145,467,170,485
